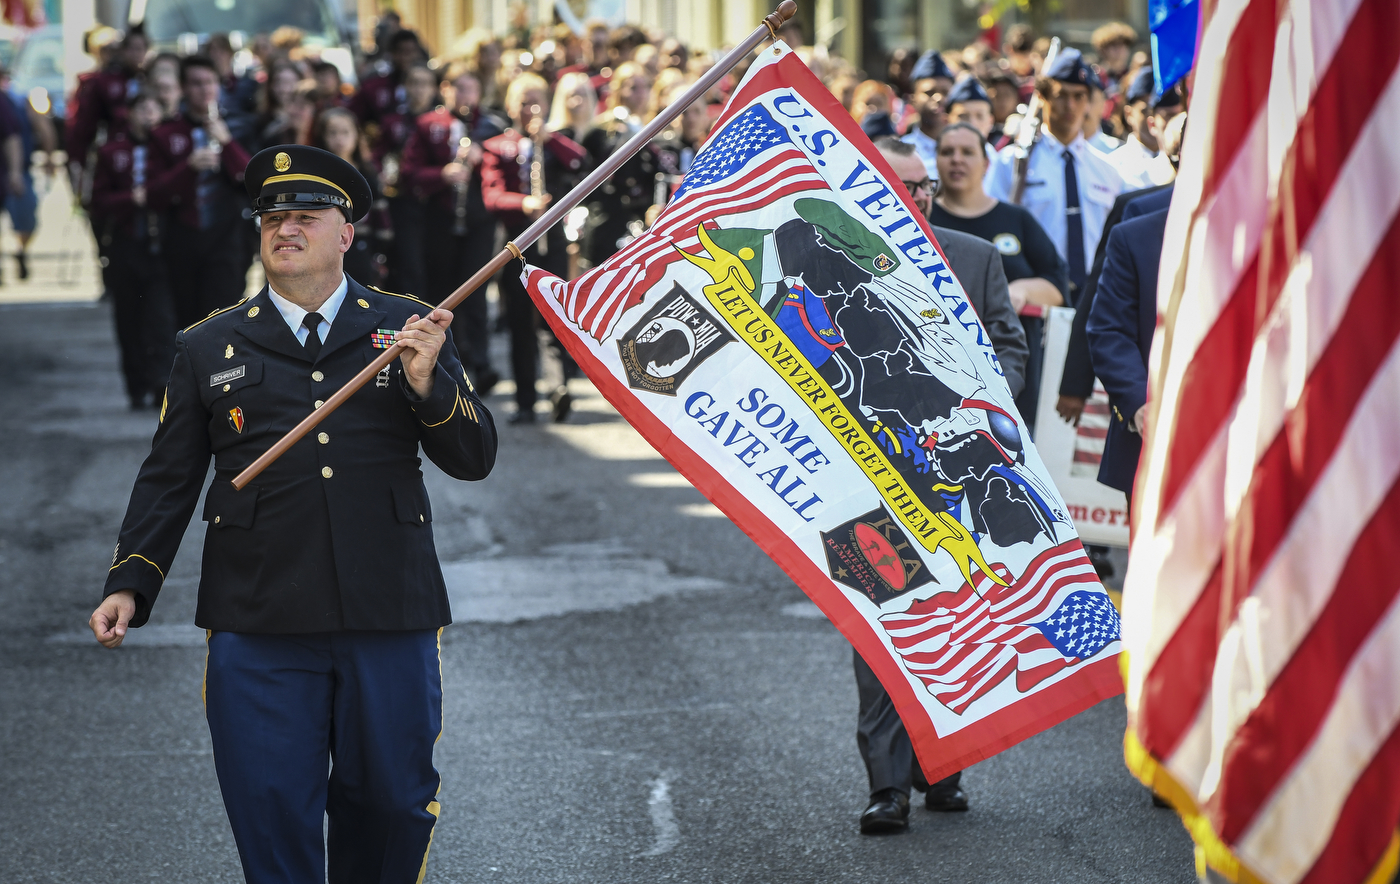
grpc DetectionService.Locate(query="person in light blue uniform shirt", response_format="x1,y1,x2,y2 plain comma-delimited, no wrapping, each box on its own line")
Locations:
986,48,1128,307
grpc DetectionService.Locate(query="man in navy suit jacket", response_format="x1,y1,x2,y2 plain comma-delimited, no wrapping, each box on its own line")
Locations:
1087,206,1168,494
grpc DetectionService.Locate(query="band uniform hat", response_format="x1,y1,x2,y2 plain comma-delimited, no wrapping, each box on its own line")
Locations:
945,76,992,109
1045,48,1103,91
244,145,372,223
911,49,954,83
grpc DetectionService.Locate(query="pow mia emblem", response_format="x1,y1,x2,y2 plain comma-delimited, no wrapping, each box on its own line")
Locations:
821,507,935,606
616,284,734,396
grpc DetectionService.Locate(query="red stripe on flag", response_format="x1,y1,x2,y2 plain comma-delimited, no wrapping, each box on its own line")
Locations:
1296,721,1400,884
1258,0,1400,321
1155,259,1255,521
1209,476,1400,841
1138,210,1400,760
1202,0,1275,200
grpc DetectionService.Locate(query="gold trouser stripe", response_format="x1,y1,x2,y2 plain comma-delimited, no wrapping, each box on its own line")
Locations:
201,630,212,708
416,627,445,884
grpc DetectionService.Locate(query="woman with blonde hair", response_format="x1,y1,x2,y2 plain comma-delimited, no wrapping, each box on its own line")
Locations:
579,61,658,269
547,70,598,138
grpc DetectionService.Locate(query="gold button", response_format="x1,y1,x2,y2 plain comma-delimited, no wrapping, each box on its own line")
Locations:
315,399,325,408
214,515,220,524
357,298,369,308
321,466,333,478
318,432,329,444
223,384,230,392
312,371,324,382
247,306,260,317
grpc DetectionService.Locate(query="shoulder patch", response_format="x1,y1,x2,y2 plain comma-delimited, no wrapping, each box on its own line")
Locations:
180,301,246,334
366,285,434,310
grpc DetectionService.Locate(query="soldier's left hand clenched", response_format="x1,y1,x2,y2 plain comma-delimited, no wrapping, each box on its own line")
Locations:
396,308,454,398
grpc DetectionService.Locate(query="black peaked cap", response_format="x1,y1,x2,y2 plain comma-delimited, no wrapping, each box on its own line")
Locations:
245,145,372,223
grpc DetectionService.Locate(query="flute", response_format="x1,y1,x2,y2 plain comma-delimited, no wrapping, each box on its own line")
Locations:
452,134,471,237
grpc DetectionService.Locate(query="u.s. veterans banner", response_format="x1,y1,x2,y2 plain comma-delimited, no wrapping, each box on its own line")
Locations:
522,43,1123,781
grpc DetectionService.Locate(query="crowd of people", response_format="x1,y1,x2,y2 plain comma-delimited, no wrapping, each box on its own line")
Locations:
61,14,1181,439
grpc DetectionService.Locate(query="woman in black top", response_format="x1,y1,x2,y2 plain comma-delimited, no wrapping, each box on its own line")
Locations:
579,61,660,271
927,122,1069,431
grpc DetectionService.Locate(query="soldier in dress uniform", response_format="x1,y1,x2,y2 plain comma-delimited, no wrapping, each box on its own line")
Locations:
481,73,588,423
399,64,504,392
90,91,177,410
89,145,496,883
148,56,256,329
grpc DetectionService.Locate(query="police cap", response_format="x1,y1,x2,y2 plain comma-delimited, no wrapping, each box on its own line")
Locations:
244,145,372,223
1045,48,1102,91
945,76,991,108
911,49,954,83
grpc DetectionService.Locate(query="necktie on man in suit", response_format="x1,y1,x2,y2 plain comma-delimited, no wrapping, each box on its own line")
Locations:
1063,150,1086,305
303,312,324,362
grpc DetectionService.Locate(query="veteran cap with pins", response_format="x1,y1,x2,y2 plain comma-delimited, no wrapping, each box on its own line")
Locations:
244,145,372,222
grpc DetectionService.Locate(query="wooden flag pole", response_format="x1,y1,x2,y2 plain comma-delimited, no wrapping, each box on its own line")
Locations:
232,1,796,491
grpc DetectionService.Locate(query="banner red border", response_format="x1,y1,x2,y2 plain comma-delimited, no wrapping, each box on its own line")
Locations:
524,48,1123,783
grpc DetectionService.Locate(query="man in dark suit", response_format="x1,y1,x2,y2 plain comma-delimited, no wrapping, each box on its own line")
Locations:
1086,207,1168,496
89,145,496,883
852,142,1029,834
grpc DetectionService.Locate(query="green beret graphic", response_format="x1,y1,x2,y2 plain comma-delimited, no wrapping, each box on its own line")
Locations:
796,198,901,277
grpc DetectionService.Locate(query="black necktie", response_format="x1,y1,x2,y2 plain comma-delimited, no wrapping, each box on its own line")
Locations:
1063,149,1086,305
303,312,324,362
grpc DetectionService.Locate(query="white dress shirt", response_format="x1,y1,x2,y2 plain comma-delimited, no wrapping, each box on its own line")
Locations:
1087,129,1121,153
986,129,1128,275
1107,134,1157,189
267,276,349,345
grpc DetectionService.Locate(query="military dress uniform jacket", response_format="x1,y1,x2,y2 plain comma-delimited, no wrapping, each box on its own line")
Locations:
104,280,497,634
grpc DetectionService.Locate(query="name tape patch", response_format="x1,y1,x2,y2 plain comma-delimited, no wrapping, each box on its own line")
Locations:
210,365,246,386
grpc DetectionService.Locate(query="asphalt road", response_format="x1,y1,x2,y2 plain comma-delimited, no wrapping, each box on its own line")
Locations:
0,298,1196,883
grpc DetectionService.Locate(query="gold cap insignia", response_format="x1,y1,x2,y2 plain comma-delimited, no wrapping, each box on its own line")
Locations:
357,298,369,308
273,151,292,172
247,305,260,317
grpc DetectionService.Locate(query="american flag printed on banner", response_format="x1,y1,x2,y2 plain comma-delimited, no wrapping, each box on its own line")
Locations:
1121,0,1400,882
879,541,1112,714
549,104,827,341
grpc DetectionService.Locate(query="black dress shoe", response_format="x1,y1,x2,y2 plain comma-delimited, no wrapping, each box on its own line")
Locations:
924,785,969,812
550,386,573,423
859,788,910,834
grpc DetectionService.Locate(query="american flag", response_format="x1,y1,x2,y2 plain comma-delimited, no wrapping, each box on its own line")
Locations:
539,102,828,341
879,541,1111,715
1122,1,1400,882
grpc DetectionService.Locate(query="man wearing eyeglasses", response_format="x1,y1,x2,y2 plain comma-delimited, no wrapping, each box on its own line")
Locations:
853,137,1027,835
